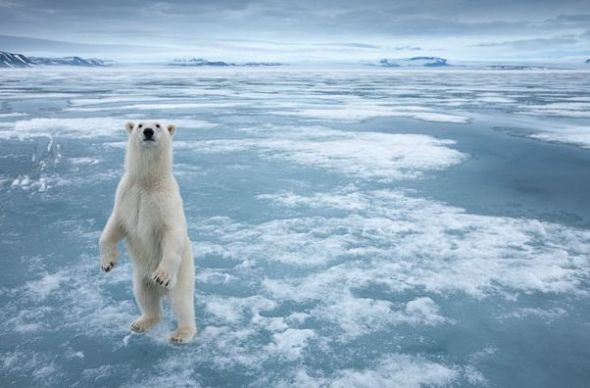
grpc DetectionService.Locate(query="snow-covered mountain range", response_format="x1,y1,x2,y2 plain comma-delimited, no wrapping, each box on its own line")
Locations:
0,50,33,67
0,50,106,67
170,58,282,67
376,57,449,67
29,56,105,66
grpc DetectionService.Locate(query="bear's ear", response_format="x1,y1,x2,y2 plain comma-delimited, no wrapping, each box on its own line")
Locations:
167,124,176,136
125,121,135,134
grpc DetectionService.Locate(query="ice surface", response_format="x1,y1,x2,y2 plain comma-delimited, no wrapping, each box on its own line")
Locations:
1,117,216,140
1,67,590,387
279,101,471,123
179,127,466,181
529,125,590,149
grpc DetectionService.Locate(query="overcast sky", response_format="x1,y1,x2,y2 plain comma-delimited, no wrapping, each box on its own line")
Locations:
0,0,589,62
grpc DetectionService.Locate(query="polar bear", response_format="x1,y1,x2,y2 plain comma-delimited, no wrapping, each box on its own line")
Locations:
99,121,196,343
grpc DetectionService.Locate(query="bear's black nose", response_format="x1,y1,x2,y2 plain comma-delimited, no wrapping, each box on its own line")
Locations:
143,128,154,140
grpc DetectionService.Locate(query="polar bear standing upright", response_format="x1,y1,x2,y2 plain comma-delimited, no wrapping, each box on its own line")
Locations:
99,121,196,343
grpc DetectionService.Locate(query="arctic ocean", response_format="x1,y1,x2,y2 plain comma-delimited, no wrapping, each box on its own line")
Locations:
1,67,590,387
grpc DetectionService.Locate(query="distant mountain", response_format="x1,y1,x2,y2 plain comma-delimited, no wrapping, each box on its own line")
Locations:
29,56,106,66
171,58,231,66
0,50,33,67
170,58,281,67
241,62,282,67
1,50,107,68
485,65,552,70
376,56,449,67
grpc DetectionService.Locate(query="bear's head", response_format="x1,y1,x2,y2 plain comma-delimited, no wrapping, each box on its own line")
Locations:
125,121,176,150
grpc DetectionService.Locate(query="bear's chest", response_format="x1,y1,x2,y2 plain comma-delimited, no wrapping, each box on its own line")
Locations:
120,186,166,238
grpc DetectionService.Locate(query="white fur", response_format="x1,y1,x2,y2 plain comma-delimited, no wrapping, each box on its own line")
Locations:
99,121,196,343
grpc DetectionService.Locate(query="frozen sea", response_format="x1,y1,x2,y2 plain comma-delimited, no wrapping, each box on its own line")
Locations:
1,67,590,387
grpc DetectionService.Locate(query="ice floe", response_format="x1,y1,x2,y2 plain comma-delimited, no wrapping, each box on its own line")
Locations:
0,117,216,140
186,126,466,181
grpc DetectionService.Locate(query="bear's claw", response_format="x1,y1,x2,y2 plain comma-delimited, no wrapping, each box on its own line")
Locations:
101,261,116,272
151,268,176,289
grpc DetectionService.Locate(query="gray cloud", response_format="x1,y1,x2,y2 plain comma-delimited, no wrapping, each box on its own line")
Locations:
475,37,580,50
551,14,590,23
0,0,589,61
393,46,422,51
313,43,382,49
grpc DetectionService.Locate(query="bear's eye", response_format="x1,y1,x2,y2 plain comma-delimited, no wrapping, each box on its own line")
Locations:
156,123,161,128
138,124,143,128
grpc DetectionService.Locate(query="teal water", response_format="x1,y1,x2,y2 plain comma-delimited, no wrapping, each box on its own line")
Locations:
1,68,589,387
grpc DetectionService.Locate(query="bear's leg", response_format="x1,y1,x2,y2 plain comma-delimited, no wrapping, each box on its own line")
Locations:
152,229,185,289
168,287,196,343
99,213,123,272
168,255,196,343
130,272,162,333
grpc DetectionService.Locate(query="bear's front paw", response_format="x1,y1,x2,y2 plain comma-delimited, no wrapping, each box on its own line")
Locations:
100,256,117,272
151,267,176,288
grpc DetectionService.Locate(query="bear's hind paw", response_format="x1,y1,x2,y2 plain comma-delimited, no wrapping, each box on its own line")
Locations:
169,326,196,344
129,316,160,333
